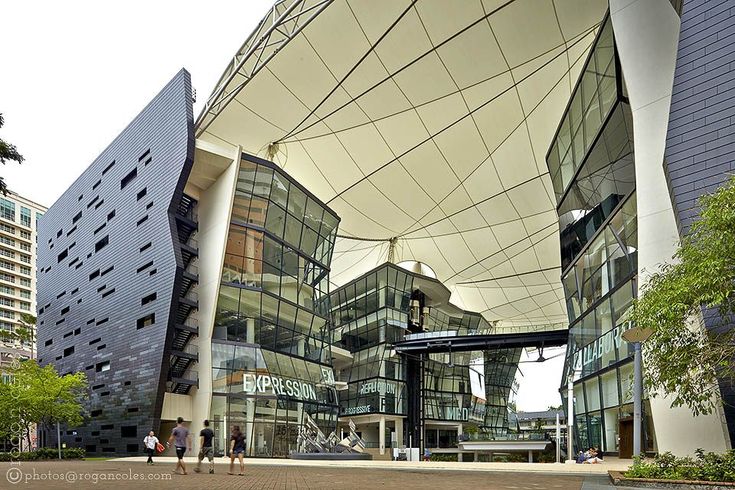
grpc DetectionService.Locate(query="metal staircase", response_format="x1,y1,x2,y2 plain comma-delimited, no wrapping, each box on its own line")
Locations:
168,193,199,395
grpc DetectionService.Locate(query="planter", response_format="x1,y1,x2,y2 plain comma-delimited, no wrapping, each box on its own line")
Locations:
609,470,735,489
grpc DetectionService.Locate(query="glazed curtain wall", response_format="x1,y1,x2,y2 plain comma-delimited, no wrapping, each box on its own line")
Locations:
210,155,340,456
209,340,338,457
329,264,413,417
215,154,339,361
547,15,619,202
330,262,498,426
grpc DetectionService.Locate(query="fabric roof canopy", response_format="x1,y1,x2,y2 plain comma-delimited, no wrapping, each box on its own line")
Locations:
196,0,608,327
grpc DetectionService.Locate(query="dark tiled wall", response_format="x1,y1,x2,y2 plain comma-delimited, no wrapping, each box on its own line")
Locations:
664,0,735,447
36,69,194,455
665,0,735,234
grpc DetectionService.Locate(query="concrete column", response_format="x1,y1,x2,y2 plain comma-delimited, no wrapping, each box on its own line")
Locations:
245,398,255,456
379,416,386,455
189,150,240,455
396,418,404,447
528,450,533,463
457,423,463,462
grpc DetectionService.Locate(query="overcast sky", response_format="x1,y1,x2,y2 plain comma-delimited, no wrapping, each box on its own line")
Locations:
0,0,563,413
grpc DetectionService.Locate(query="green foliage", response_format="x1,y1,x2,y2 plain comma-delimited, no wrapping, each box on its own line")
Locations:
0,113,24,195
625,449,735,482
0,360,88,448
0,447,85,461
628,175,735,416
429,453,458,462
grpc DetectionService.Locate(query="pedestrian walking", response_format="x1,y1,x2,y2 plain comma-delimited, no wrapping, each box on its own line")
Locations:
167,416,191,475
194,419,215,474
228,425,246,476
142,430,159,465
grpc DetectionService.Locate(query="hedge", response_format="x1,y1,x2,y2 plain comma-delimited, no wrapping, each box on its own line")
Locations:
625,450,735,482
0,447,85,461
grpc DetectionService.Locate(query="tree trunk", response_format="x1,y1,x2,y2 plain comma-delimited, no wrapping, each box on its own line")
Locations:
25,425,31,452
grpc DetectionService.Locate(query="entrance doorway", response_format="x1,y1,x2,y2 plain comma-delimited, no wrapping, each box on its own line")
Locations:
619,417,633,458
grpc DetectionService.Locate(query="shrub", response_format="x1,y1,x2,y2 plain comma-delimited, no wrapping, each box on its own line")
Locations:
0,447,85,461
625,449,735,482
429,453,458,462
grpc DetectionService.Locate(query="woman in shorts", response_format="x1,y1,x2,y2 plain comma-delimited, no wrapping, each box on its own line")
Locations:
228,425,246,476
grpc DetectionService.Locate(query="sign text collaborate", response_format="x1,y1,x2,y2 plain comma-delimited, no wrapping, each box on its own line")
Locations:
573,322,632,372
242,373,318,402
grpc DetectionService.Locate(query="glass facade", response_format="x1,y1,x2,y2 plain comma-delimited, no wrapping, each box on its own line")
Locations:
546,14,653,455
329,262,516,445
210,154,340,457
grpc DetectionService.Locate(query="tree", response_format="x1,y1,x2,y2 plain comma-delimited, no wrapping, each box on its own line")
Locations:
0,113,24,195
1,360,87,449
0,314,35,359
628,175,735,416
16,314,36,359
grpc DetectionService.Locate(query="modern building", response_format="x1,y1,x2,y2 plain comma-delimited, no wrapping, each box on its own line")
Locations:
0,191,45,372
550,0,735,457
37,0,735,458
513,410,566,439
329,261,520,458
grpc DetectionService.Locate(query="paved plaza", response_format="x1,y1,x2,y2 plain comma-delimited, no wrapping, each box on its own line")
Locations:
0,459,625,490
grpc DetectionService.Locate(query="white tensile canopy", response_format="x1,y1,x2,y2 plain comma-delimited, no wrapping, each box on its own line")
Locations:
196,0,608,327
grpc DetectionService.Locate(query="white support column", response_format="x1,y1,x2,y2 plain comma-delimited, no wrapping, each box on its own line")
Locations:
396,418,404,447
189,145,240,455
457,423,463,462
611,0,730,456
379,416,386,455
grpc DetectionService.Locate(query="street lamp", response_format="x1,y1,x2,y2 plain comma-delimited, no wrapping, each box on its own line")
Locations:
565,372,576,464
621,326,653,458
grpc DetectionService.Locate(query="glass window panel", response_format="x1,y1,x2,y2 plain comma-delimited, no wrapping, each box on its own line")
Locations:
284,212,302,248
232,344,258,371
222,253,244,284
261,293,279,326
263,237,283,268
238,288,261,320
231,194,252,224
226,226,246,256
237,160,257,194
301,225,318,257
611,281,633,326
265,202,286,238
270,170,289,209
287,186,307,219
585,377,601,412
304,198,324,235
211,342,236,370
574,383,586,414
619,363,634,404
248,196,268,227
253,165,273,198
600,369,619,408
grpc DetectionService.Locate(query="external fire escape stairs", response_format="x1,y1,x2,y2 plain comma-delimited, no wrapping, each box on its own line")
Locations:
169,193,199,395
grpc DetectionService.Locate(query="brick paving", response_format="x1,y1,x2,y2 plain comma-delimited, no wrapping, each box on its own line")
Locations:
0,460,613,490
